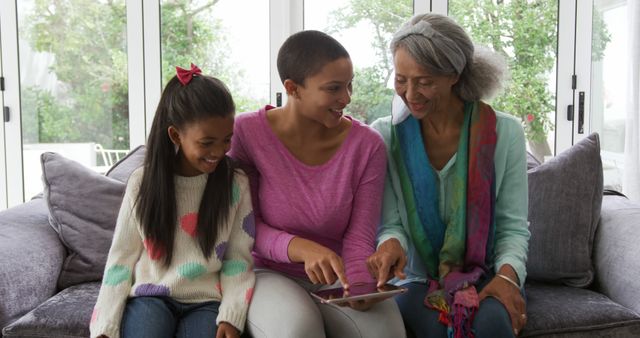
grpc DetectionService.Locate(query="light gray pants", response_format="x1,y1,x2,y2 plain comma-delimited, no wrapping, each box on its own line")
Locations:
246,269,406,338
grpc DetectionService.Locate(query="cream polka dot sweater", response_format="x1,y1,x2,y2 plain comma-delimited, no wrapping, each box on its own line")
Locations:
89,167,255,338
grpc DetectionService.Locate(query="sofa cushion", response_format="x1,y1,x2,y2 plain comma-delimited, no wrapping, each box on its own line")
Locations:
106,145,146,183
594,195,640,315
42,152,127,289
0,199,65,330
2,282,99,338
526,133,603,287
526,151,541,170
521,282,640,337
41,146,146,290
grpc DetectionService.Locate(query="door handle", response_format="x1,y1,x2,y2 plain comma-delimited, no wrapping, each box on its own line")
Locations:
3,106,8,122
567,104,574,121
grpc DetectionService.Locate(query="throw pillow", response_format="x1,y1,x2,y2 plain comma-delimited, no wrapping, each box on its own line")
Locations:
526,133,603,287
526,151,541,170
106,145,146,182
41,152,126,289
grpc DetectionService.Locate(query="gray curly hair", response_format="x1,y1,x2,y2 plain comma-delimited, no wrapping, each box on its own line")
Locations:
390,13,508,101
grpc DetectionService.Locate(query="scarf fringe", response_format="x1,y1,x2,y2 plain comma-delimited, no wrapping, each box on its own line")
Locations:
428,285,479,338
425,296,451,326
449,303,477,338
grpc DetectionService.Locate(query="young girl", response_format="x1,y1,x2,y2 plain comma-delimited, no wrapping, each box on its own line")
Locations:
90,64,255,338
230,31,405,338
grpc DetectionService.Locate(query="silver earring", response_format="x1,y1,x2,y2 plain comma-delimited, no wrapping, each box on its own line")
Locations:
174,144,180,155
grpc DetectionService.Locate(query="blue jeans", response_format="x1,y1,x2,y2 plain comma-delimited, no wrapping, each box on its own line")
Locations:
121,296,221,338
395,282,515,338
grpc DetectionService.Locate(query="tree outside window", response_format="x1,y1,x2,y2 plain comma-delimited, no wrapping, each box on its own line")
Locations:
22,0,129,150
22,0,263,153
332,0,609,161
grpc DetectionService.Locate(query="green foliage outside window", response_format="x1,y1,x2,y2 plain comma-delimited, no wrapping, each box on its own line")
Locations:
327,0,413,123
24,0,129,149
159,1,261,113
451,0,558,146
22,0,609,156
331,0,609,158
22,0,260,150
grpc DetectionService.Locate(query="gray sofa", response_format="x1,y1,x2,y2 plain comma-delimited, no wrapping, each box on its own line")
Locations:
2,134,640,338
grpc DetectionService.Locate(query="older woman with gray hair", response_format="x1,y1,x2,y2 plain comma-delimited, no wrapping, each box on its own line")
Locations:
368,13,530,337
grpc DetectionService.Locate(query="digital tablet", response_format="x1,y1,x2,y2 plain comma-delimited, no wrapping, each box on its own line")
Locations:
310,282,406,304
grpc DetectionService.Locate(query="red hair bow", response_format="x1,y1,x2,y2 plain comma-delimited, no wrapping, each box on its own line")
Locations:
176,63,202,86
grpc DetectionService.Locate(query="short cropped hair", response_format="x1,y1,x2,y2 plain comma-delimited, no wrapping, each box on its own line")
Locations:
277,30,350,85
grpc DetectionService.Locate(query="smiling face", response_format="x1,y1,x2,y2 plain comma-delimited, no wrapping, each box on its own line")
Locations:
393,46,459,119
169,115,234,177
292,57,354,128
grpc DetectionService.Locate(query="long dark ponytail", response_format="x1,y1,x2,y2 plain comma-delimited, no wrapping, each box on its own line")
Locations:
136,74,236,266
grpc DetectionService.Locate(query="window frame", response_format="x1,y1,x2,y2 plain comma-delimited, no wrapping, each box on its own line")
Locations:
0,0,602,208
0,0,24,207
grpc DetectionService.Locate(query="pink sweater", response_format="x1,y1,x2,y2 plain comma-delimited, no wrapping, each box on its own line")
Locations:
229,106,387,283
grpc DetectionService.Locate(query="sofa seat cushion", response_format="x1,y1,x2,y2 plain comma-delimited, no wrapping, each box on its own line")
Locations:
0,199,65,330
2,282,99,338
594,195,640,315
521,282,640,337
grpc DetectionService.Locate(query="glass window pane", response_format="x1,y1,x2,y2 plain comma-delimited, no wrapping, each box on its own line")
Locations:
590,0,627,191
450,0,559,162
160,0,269,114
304,0,413,124
18,0,130,199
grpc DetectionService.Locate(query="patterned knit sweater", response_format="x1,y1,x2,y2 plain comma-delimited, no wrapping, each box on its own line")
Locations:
89,167,255,338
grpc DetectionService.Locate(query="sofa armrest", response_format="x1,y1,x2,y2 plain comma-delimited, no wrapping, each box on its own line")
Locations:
593,195,640,315
0,198,66,329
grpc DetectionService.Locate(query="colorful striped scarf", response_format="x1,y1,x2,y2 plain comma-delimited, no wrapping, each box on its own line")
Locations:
390,101,497,338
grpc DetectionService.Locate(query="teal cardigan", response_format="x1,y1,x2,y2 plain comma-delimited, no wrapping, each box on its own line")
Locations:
371,110,530,287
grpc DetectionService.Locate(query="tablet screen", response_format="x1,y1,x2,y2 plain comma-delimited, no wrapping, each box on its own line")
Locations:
311,282,405,304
